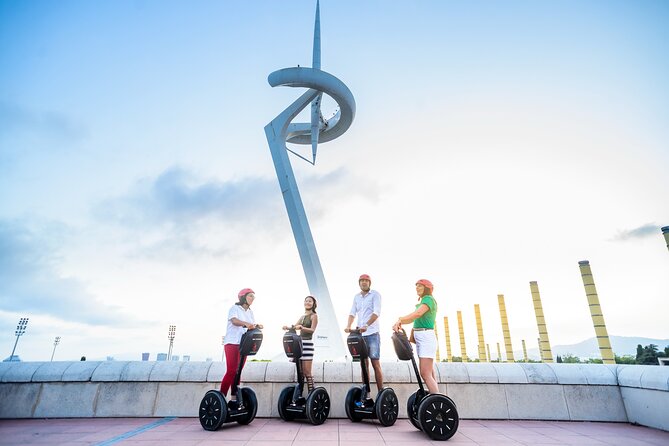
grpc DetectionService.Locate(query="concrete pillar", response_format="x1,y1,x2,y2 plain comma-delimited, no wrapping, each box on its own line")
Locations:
578,260,615,364
443,317,452,362
522,339,528,362
497,294,515,362
486,343,491,362
530,281,554,362
474,304,487,362
662,226,669,253
496,342,502,362
457,310,468,362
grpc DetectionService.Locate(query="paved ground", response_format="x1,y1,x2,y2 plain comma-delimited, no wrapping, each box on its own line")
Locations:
0,418,668,445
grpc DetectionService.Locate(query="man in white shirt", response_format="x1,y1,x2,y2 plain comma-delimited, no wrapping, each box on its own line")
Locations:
345,274,384,398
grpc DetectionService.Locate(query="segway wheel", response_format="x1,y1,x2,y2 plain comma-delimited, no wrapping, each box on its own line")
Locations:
306,387,330,425
236,387,258,425
277,386,296,421
344,386,364,422
199,390,227,431
417,394,459,441
406,391,422,430
375,388,399,427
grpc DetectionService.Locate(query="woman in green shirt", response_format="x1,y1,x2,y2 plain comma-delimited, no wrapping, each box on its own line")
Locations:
283,295,319,393
393,279,439,393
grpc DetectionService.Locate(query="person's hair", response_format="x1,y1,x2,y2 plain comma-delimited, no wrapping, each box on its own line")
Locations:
305,295,317,314
418,287,432,298
237,292,251,306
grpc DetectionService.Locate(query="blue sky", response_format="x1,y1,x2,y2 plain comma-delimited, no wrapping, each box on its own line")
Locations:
1,0,668,362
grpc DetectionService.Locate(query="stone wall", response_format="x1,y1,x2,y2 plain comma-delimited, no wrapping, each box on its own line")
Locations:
1,361,667,431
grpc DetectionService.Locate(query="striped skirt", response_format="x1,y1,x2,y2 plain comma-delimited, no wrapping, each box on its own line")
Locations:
301,340,314,360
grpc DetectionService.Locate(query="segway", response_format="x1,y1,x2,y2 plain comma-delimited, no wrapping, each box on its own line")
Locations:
199,327,263,431
344,329,399,426
391,328,459,440
277,326,331,425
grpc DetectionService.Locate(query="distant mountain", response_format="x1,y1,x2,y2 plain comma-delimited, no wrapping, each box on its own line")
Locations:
522,336,669,360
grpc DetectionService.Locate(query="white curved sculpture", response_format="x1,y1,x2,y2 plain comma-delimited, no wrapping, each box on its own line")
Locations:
264,1,355,360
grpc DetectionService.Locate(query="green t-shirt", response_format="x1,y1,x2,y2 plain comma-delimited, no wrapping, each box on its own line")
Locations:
413,295,437,329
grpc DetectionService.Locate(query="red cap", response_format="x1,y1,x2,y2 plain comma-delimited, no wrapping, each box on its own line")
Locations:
416,279,433,292
359,274,371,282
238,288,255,299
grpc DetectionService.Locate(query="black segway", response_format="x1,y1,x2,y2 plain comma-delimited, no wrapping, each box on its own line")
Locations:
277,326,331,425
391,328,459,440
199,328,263,431
344,329,399,426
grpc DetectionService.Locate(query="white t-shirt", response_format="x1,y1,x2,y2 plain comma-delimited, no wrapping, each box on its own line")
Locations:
224,304,256,345
349,289,382,336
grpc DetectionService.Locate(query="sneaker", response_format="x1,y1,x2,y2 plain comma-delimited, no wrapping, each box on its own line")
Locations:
227,400,238,410
354,400,364,408
364,398,374,407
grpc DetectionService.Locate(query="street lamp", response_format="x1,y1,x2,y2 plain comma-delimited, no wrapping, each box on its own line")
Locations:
221,335,225,362
50,336,61,361
9,317,29,362
167,325,176,360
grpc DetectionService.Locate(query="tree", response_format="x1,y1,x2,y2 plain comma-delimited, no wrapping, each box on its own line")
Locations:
636,344,662,365
561,354,581,364
615,355,636,364
556,355,562,363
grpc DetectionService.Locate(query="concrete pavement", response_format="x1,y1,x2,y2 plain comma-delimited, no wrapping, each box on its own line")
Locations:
0,417,668,445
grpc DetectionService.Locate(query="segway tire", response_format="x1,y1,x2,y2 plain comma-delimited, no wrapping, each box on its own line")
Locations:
277,386,297,421
199,390,227,431
417,393,459,441
406,391,422,430
306,387,330,425
375,388,399,427
236,387,258,425
344,386,364,422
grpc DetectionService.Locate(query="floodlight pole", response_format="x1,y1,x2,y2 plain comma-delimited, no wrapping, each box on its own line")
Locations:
167,325,176,361
9,317,29,361
50,336,61,361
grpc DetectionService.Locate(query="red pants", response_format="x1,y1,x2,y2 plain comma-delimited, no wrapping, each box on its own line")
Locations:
220,344,247,397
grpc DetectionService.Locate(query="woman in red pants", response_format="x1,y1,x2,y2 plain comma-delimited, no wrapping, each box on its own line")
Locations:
221,288,263,405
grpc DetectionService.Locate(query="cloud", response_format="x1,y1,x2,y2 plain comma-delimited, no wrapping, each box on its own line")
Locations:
93,165,381,259
0,219,138,326
0,101,87,157
95,167,281,226
612,223,660,241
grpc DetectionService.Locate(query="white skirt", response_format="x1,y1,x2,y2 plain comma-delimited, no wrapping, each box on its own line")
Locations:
414,330,437,359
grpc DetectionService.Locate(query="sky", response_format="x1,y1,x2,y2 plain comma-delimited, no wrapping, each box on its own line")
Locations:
1,0,668,363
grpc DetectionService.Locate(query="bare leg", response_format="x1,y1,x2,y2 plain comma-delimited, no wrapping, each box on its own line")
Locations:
371,359,384,392
302,359,314,392
419,357,439,393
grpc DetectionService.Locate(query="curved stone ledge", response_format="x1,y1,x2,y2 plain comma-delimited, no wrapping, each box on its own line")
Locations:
0,361,667,431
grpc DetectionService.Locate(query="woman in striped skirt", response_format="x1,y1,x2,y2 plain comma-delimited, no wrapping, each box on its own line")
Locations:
283,296,319,393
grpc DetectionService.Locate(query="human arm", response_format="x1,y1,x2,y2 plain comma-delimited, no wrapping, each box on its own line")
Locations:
230,317,256,330
344,314,355,333
360,313,379,333
392,304,429,331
